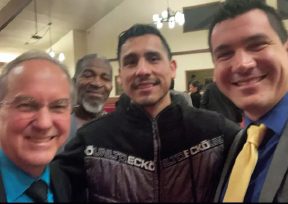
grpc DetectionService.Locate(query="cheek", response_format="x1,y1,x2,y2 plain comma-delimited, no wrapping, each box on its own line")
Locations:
55,113,71,128
77,81,88,91
7,116,30,132
119,73,132,88
0,118,26,148
214,68,231,91
105,83,113,92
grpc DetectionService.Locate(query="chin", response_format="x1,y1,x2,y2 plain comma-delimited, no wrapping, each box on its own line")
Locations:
31,150,56,163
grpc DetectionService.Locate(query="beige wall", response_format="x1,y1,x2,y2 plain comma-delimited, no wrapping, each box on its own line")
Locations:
50,29,87,77
85,0,218,96
52,0,288,96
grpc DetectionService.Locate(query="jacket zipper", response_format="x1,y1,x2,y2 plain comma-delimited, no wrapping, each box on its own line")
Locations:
152,118,161,202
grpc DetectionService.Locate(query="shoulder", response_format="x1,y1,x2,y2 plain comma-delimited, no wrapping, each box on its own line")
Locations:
183,107,241,138
77,111,120,139
50,163,72,202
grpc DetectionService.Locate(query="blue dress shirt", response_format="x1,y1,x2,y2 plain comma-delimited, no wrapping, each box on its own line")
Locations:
0,150,54,202
222,93,288,202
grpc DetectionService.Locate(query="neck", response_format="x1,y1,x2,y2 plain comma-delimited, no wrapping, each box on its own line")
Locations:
144,93,171,118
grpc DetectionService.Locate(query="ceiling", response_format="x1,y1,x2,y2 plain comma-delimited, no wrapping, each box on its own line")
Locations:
0,0,124,62
0,0,285,65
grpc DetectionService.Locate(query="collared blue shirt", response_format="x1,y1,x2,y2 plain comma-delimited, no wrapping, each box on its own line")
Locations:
0,150,54,202
242,93,288,202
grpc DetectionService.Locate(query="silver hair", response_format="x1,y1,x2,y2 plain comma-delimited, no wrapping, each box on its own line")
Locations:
0,50,75,102
73,53,113,80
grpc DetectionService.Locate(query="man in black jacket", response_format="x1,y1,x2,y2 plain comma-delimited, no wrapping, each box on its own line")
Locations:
54,24,241,202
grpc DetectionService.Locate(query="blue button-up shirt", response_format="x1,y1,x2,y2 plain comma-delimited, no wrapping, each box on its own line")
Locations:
243,93,288,202
0,150,54,202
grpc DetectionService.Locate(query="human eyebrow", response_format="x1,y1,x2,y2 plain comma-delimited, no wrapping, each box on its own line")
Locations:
121,53,138,67
212,44,234,61
213,44,231,57
244,34,271,44
49,98,71,112
9,95,35,105
80,69,95,77
145,51,162,61
3,95,39,111
50,98,70,107
101,73,112,81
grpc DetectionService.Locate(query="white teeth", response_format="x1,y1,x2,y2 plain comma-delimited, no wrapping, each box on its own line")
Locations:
235,76,262,86
28,137,54,143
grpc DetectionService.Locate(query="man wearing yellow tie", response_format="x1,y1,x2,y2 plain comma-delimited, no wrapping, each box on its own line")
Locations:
208,0,288,202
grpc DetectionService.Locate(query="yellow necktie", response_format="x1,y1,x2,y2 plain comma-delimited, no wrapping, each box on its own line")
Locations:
223,123,266,202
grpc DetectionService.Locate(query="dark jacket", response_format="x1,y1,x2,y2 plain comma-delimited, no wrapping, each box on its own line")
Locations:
0,163,71,203
214,122,288,202
55,93,241,202
191,91,201,108
200,82,243,123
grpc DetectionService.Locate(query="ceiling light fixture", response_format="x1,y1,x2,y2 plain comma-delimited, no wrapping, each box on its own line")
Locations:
47,22,65,62
31,0,42,40
48,22,55,58
152,5,185,29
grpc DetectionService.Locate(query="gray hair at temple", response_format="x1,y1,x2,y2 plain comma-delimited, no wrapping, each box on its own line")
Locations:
0,50,74,102
73,53,113,81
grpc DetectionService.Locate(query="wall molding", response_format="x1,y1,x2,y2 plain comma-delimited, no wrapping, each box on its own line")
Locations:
108,48,210,62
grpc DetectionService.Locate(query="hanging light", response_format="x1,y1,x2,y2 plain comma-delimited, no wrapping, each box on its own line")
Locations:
58,52,65,62
152,7,185,29
47,22,65,62
48,49,55,58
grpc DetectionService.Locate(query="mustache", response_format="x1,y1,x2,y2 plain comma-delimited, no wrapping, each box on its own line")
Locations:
85,85,105,94
131,77,161,89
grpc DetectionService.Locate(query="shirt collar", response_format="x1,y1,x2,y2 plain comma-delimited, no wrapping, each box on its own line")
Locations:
245,93,288,135
0,149,50,202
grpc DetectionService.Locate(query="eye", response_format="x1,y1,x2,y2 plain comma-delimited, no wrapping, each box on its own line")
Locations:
49,99,70,113
146,53,161,63
247,41,268,51
102,74,112,82
122,54,138,68
15,102,39,112
80,70,94,79
214,50,234,61
123,58,137,67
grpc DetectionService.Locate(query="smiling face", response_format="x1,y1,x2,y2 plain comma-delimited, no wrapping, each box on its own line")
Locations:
0,59,71,177
118,34,176,117
75,59,112,113
211,9,288,120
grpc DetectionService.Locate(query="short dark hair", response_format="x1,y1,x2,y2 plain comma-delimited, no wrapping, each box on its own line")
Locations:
117,24,172,61
208,0,288,52
189,80,201,90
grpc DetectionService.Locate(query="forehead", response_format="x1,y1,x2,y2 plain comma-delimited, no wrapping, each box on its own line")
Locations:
9,59,67,79
6,59,70,95
120,34,166,58
81,59,112,73
211,9,278,51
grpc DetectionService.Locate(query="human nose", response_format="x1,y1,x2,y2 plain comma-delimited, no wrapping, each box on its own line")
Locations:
32,107,53,129
90,76,103,87
232,50,256,73
135,59,151,76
